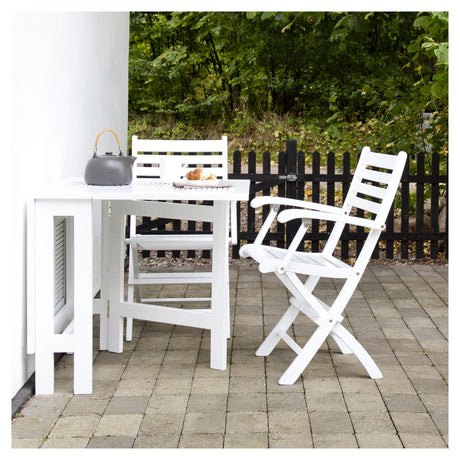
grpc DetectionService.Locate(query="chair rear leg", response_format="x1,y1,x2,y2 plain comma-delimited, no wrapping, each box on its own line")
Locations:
126,244,142,342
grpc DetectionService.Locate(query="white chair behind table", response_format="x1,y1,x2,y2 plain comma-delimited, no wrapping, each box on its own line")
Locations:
240,146,407,385
125,135,236,340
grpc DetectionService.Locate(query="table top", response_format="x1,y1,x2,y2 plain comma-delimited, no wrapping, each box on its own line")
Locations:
34,177,250,201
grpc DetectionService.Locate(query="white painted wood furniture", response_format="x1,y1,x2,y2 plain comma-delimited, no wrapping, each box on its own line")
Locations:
240,147,407,385
125,136,237,341
27,177,249,394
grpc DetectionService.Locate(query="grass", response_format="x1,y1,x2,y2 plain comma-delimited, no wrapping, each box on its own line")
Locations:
128,112,379,165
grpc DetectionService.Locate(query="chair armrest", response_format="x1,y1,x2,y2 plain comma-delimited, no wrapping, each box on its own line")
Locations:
251,196,343,215
278,209,385,231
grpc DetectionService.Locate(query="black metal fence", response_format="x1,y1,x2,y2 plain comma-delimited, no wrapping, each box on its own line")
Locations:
136,139,448,261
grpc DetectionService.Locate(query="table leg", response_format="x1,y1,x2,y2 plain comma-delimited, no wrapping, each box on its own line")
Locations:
33,199,93,394
97,200,110,350
34,200,56,395
72,200,93,394
107,202,126,353
210,201,230,370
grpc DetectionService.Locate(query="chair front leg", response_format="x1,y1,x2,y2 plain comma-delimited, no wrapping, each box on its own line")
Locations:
278,320,336,385
331,324,383,379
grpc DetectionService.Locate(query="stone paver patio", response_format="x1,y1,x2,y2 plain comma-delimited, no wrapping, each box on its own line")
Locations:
12,263,448,448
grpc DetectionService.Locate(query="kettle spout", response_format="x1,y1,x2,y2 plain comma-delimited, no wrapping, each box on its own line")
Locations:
128,156,137,165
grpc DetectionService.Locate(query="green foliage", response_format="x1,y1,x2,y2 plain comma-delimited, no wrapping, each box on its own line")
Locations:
128,11,448,166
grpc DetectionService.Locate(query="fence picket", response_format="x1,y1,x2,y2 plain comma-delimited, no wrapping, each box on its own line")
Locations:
311,151,321,253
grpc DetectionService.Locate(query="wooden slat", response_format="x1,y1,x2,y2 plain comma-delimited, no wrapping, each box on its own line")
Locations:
356,182,387,199
349,196,382,215
365,151,399,169
361,168,393,184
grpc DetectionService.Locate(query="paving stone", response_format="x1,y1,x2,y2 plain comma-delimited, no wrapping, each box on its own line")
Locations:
229,376,266,394
268,411,310,433
95,414,143,437
403,364,442,380
343,392,387,412
114,377,156,396
87,436,135,448
356,432,403,448
399,432,447,448
382,393,426,412
391,412,440,434
138,413,183,436
152,377,193,395
182,412,226,434
42,437,90,448
62,396,108,416
104,396,149,414
313,432,358,448
17,395,71,418
191,377,229,394
147,393,189,414
419,393,448,413
224,432,269,448
303,376,342,393
179,433,224,448
269,431,313,448
376,376,416,394
430,411,448,435
228,393,267,412
11,438,43,448
410,378,448,394
133,433,180,448
349,411,396,433
48,414,100,438
309,411,353,434
226,412,268,433
267,391,307,412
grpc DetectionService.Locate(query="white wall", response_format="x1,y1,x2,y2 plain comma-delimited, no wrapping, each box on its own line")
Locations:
10,12,130,397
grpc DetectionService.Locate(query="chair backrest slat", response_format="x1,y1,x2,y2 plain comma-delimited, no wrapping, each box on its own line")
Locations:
355,182,387,200
347,195,382,215
359,168,393,184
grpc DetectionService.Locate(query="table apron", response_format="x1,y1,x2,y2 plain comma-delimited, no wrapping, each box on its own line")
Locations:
111,199,221,222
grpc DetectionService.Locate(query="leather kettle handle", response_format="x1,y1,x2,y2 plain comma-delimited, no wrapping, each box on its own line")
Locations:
93,129,123,156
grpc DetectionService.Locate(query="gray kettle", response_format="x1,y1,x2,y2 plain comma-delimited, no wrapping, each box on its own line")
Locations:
84,129,136,185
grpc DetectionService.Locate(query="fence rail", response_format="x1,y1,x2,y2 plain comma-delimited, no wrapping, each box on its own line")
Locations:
136,139,448,261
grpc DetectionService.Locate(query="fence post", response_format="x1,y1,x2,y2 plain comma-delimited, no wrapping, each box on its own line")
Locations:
286,139,298,245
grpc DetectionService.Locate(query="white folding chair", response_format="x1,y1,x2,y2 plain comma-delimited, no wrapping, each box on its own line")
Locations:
125,136,236,340
240,147,407,384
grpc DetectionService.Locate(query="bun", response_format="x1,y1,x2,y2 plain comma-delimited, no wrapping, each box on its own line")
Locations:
186,168,217,181
186,168,204,180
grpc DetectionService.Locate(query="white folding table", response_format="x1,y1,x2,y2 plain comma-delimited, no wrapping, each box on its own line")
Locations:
27,177,250,394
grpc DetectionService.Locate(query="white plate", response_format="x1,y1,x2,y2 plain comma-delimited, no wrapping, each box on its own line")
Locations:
182,179,220,186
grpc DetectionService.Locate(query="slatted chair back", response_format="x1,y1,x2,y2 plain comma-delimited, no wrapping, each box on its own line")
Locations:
322,147,407,270
132,136,228,180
